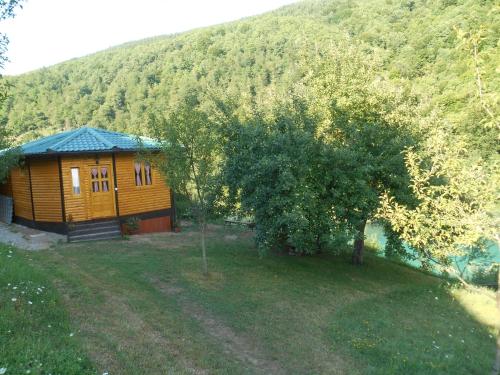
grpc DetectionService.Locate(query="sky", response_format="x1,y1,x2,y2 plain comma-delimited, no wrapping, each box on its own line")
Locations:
1,0,298,76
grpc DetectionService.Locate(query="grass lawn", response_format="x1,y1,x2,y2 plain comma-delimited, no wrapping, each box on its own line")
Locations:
1,224,498,374
0,245,94,374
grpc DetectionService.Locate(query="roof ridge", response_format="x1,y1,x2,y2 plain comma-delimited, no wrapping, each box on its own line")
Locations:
87,127,117,148
46,127,87,152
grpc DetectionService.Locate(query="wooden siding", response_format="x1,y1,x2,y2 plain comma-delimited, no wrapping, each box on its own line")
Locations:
0,175,13,197
13,152,172,223
30,158,63,222
60,154,115,222
114,153,171,216
10,166,33,220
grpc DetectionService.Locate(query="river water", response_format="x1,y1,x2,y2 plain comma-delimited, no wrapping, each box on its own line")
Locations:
365,223,500,280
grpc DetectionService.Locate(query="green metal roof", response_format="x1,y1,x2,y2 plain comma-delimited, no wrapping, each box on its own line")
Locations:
18,126,159,155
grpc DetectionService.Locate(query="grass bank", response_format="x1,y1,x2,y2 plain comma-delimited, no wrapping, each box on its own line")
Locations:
0,244,94,374
1,224,498,374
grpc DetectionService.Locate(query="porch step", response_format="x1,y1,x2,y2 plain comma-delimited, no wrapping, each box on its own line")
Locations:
68,219,122,243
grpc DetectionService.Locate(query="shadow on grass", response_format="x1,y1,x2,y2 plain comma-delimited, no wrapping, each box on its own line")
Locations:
27,230,499,375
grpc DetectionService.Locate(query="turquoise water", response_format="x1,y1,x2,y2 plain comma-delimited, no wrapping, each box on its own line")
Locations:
365,223,500,279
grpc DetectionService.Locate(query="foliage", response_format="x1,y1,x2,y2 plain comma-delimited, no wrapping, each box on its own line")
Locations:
0,0,497,150
0,0,23,70
379,126,497,270
0,0,22,180
0,147,19,182
469,264,499,288
149,99,222,274
304,43,418,264
123,216,140,232
222,99,334,254
383,223,413,260
378,27,498,273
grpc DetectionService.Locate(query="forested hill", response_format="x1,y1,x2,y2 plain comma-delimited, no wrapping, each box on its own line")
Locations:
1,0,498,143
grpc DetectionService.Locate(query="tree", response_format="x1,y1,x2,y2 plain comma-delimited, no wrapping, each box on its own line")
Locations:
305,43,418,264
222,98,335,255
379,26,498,276
0,0,23,181
0,0,23,70
149,99,221,275
378,125,496,273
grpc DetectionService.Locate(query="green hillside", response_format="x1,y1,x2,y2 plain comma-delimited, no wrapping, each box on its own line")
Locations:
1,0,498,144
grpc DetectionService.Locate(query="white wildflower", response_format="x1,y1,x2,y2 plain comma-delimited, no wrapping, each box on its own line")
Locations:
69,333,74,337
28,301,33,305
0,367,7,374
11,298,16,302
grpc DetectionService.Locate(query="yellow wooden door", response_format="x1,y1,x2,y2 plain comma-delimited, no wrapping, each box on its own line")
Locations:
88,164,116,219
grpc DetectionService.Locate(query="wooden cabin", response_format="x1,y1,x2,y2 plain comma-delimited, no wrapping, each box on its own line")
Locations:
0,126,175,241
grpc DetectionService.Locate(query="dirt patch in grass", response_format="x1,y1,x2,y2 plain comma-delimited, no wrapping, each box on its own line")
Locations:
129,232,188,249
128,224,255,251
151,277,285,375
51,259,208,375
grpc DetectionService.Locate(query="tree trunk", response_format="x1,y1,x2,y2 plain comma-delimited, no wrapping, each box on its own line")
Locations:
352,219,367,265
493,263,500,375
200,217,208,276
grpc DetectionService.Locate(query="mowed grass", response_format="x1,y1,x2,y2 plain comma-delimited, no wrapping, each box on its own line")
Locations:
2,224,499,374
0,245,94,375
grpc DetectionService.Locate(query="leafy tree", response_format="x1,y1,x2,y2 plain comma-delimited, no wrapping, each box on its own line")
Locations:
379,28,498,278
222,99,335,254
379,128,496,274
0,0,23,181
305,43,418,264
0,0,23,71
149,100,221,276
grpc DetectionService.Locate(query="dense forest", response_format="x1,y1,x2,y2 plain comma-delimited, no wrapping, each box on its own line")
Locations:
0,0,498,147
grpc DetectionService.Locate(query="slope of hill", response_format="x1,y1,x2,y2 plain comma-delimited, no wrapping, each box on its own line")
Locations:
1,227,498,374
1,0,498,144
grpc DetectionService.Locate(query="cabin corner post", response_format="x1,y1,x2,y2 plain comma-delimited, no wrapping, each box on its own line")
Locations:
27,157,36,222
112,152,120,217
57,155,67,222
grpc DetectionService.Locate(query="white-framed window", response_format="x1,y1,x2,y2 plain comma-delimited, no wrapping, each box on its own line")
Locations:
71,167,81,194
